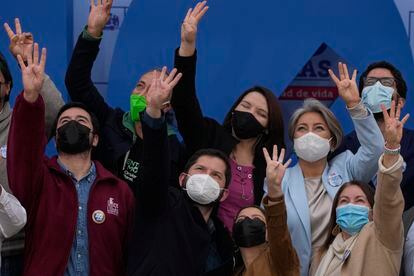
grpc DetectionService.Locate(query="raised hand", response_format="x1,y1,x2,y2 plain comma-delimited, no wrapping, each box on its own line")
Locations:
146,67,182,117
17,43,46,103
382,100,409,149
87,0,113,37
328,62,360,108
263,145,291,198
179,1,209,56
4,18,34,61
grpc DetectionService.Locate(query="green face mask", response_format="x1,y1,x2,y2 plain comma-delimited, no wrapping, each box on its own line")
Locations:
130,94,147,122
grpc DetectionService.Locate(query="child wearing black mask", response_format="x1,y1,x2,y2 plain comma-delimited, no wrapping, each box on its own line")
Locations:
232,146,299,276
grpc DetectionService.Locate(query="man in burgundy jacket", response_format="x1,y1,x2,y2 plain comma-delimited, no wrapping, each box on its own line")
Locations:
7,41,135,274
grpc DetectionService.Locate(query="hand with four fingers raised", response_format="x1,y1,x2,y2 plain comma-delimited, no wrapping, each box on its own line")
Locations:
329,62,361,108
382,100,409,150
263,145,292,200
179,1,209,57
87,0,113,38
17,43,47,103
146,67,183,118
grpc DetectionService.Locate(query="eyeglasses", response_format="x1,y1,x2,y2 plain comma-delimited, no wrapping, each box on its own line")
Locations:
363,77,396,87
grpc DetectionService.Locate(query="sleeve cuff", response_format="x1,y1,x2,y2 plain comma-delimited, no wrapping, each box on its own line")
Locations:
142,110,165,129
82,25,102,41
263,195,285,216
378,154,404,174
175,48,197,61
0,186,9,207
347,100,369,119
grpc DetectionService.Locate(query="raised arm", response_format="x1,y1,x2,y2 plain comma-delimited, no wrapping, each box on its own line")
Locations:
0,184,26,239
263,146,299,275
7,44,47,212
179,1,208,57
373,101,409,250
329,63,384,183
172,2,217,154
41,74,65,139
65,0,114,125
4,18,65,140
137,67,182,216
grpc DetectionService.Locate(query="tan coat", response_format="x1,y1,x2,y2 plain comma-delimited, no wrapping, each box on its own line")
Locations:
314,154,405,276
235,196,300,276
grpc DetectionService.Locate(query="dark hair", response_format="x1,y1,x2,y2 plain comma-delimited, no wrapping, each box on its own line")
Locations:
223,86,285,150
0,52,13,102
358,61,407,99
234,205,266,220
321,181,375,254
51,102,100,137
183,148,232,188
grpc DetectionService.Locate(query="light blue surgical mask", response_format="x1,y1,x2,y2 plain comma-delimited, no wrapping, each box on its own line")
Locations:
361,81,394,113
336,203,369,236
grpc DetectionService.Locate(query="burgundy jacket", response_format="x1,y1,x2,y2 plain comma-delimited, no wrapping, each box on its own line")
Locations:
7,93,135,276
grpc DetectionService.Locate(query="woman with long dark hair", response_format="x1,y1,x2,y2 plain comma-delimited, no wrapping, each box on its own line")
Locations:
171,1,285,232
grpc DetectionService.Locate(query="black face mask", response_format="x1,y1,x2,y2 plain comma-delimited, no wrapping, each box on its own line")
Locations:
233,217,266,248
231,110,265,140
56,121,92,154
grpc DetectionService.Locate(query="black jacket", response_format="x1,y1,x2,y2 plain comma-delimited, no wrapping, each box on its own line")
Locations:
127,113,234,276
171,49,268,205
65,33,185,188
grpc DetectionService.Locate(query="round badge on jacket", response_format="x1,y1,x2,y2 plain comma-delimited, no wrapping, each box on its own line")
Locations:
328,172,343,187
92,210,105,224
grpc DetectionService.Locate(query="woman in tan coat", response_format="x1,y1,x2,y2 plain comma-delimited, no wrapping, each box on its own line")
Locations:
312,100,409,276
232,146,299,276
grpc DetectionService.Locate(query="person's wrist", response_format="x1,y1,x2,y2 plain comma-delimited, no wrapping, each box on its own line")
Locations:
268,188,283,199
181,37,195,44
87,26,103,38
346,99,360,109
146,106,162,118
23,90,40,103
385,141,400,150
179,41,196,57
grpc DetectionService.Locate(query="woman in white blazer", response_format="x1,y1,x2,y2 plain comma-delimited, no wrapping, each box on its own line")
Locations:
265,63,384,276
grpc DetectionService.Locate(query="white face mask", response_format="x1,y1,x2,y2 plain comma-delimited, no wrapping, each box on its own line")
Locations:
184,174,222,205
294,132,331,162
